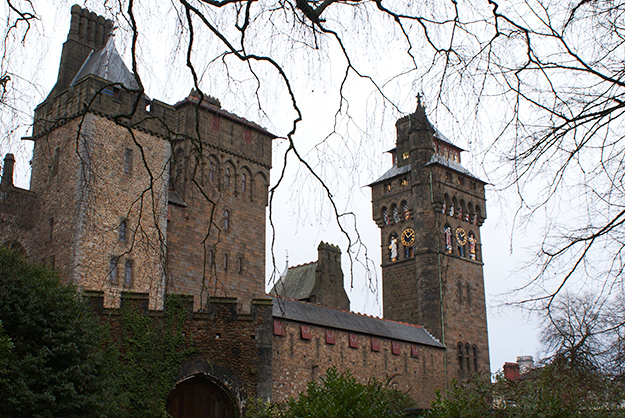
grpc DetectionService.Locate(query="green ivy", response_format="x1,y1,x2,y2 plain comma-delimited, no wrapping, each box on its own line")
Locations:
115,294,196,418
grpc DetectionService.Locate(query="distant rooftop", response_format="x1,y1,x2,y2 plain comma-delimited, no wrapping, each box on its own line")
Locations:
269,262,317,301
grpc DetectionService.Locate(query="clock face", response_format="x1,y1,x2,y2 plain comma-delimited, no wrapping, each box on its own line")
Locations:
401,228,416,246
455,227,467,246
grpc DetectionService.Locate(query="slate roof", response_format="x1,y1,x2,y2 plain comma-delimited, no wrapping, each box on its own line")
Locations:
368,164,411,186
269,262,317,300
426,154,480,179
70,37,140,91
271,296,444,348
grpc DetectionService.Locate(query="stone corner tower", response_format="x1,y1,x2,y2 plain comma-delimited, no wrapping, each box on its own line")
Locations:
369,97,490,384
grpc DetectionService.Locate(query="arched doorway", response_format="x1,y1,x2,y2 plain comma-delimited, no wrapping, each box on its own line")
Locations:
166,375,236,418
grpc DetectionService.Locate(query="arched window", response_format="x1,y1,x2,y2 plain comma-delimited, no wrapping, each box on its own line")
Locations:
474,205,481,225
124,259,133,286
466,343,471,371
119,219,127,243
209,162,215,182
241,173,246,193
392,204,400,223
451,197,458,217
402,201,409,220
238,257,243,274
208,250,213,267
473,345,479,371
460,199,467,221
468,202,474,221
389,232,399,262
225,167,231,187
458,343,464,370
382,207,389,225
443,193,450,214
224,210,230,231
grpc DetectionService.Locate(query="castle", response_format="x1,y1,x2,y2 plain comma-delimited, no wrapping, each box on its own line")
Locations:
0,5,489,416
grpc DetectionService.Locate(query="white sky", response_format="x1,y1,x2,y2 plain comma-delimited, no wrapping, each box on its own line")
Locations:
3,0,543,376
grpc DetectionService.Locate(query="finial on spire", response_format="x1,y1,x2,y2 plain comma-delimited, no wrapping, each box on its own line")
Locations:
416,93,425,111
280,250,289,278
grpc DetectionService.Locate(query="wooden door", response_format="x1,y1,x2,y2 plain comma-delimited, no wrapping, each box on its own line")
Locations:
167,376,236,418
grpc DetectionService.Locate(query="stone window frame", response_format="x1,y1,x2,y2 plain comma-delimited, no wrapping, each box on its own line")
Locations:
237,254,243,274
119,219,127,243
124,147,133,176
458,342,464,370
473,345,479,371
51,146,60,176
224,210,230,232
124,259,133,286
109,256,119,284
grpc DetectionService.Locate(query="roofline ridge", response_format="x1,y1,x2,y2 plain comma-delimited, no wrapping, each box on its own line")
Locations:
287,260,317,270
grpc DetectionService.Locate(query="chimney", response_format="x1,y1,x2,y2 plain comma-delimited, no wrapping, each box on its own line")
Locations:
2,153,15,187
47,5,114,99
503,362,520,381
314,242,350,311
516,355,534,374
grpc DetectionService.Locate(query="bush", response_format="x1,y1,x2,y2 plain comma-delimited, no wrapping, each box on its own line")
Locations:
0,248,122,418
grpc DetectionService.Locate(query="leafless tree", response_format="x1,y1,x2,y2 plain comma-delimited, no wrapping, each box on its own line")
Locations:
4,0,625,314
540,292,625,377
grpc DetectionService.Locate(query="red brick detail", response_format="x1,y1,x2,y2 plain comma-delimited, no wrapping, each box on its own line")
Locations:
273,320,285,336
411,344,419,357
349,333,358,348
392,340,401,355
300,324,312,340
325,329,336,345
371,337,380,352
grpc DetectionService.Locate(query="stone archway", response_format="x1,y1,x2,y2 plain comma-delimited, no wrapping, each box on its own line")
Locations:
166,359,246,418
166,375,236,418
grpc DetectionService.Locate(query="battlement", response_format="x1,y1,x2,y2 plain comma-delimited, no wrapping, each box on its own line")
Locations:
83,290,273,319
317,241,341,253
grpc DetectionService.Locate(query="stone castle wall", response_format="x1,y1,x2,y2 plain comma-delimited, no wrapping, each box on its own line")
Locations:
271,317,445,408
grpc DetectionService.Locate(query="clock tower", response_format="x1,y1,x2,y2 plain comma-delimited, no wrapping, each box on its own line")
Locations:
369,98,490,384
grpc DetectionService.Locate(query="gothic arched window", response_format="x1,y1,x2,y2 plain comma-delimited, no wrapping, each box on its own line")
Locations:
209,162,215,182
382,207,389,225
241,173,247,193
225,167,231,187
466,343,472,371
473,345,479,371
458,343,464,370
119,219,127,243
224,210,230,231
402,201,409,220
392,204,400,223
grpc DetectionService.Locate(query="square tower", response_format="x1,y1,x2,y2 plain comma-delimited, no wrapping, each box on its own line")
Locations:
369,98,490,383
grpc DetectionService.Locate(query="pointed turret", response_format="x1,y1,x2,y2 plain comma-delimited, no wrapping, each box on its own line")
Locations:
48,5,114,100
